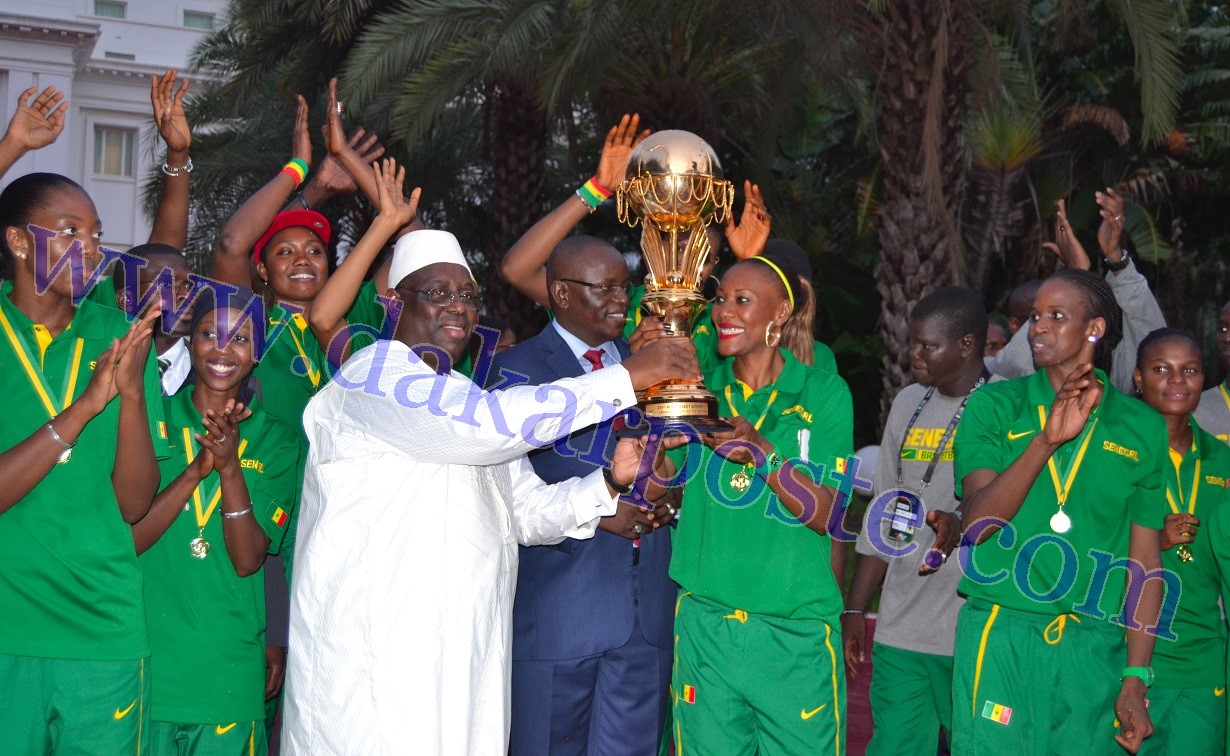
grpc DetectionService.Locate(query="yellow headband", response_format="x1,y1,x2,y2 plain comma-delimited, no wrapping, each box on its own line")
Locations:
755,257,795,311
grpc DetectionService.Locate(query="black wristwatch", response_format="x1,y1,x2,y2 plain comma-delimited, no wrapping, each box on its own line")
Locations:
603,466,633,495
1105,249,1131,273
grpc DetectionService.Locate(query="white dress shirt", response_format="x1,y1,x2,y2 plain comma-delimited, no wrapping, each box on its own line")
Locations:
551,319,619,373
157,337,192,396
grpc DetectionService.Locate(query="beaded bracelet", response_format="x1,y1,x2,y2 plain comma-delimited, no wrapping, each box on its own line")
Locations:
575,176,612,212
161,157,193,177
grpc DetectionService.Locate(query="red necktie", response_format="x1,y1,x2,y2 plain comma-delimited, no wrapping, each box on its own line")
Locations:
583,348,605,372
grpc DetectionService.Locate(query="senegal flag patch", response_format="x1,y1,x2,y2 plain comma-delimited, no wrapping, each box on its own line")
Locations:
981,701,1012,725
682,685,696,704
157,421,168,439
271,507,288,528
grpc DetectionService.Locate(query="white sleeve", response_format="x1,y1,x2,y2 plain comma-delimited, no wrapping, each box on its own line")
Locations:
987,323,1034,380
324,340,637,466
1107,258,1167,393
507,455,618,546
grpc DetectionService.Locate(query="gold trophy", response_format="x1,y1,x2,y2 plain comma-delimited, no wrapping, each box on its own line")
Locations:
616,130,734,433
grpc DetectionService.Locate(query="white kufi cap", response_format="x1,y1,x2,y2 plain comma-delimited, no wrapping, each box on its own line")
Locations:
388,230,471,289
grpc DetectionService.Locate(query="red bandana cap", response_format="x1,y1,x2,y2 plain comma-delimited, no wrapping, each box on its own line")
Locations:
252,209,331,264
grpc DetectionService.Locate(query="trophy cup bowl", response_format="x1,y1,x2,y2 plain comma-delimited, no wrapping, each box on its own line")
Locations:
615,130,735,436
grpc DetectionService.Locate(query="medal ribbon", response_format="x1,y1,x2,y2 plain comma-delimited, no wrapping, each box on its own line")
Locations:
182,426,249,529
1220,381,1230,417
724,384,779,481
1165,446,1201,516
1037,406,1099,509
284,313,321,388
724,384,779,431
0,305,84,418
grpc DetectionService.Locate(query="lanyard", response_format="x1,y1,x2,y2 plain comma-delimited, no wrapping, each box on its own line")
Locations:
0,305,85,418
896,372,988,489
1037,406,1100,507
182,426,249,529
278,313,321,388
1220,382,1230,417
724,384,779,430
1165,444,1202,516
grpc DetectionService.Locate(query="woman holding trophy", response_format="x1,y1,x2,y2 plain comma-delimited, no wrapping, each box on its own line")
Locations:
619,131,854,755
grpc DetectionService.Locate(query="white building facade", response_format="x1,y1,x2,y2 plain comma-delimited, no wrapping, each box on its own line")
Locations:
0,0,227,248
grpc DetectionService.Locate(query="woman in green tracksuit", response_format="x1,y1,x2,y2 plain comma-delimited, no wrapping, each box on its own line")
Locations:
1133,328,1230,754
0,172,168,754
952,268,1166,755
133,289,301,755
663,245,854,755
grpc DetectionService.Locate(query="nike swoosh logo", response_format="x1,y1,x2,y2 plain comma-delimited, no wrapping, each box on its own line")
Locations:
1007,430,1035,441
216,723,237,735
113,700,136,720
1217,688,1225,697
801,704,828,720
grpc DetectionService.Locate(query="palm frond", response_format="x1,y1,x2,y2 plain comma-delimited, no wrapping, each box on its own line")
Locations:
1060,103,1131,147
1123,202,1172,262
1102,0,1184,145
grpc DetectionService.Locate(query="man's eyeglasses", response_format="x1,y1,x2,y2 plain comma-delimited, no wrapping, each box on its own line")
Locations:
557,279,631,298
398,285,484,310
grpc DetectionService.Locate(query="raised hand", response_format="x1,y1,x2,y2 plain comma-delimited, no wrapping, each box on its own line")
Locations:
1041,199,1090,271
373,157,421,229
197,401,250,474
292,94,312,168
79,340,122,416
1096,188,1126,262
595,113,651,191
3,86,68,151
724,180,772,260
314,127,385,198
1042,338,1102,446
150,70,190,154
323,78,347,159
112,306,161,401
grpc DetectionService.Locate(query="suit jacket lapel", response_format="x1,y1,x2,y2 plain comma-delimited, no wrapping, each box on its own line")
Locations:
540,324,585,380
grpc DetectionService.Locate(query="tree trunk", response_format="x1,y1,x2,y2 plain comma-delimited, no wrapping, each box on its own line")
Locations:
873,0,971,429
486,79,549,342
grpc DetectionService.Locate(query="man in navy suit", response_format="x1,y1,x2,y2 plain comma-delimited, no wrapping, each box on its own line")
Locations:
491,236,678,755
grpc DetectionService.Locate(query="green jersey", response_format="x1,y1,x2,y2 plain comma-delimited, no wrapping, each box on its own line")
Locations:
1151,420,1230,688
954,369,1167,619
669,349,854,620
142,389,300,723
0,281,170,660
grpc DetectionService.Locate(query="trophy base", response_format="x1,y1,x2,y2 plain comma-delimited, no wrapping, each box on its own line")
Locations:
616,385,732,438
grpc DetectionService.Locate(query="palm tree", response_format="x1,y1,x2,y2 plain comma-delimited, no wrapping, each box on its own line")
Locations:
863,0,1186,424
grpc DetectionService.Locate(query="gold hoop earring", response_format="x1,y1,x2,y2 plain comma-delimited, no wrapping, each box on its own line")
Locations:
765,321,782,349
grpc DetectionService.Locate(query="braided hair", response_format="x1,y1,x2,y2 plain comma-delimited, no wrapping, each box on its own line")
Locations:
1051,268,1122,374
